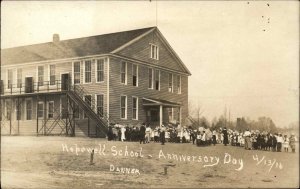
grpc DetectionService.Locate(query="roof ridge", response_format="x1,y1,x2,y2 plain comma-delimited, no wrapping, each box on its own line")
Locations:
2,26,156,50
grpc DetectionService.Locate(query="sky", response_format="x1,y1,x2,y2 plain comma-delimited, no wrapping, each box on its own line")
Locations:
1,1,299,127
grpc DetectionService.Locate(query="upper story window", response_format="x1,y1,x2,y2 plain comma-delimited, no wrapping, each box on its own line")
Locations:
84,60,92,83
177,75,181,94
168,73,173,93
38,66,44,86
148,68,153,89
150,44,159,60
49,65,56,85
120,61,127,84
7,69,13,89
96,59,104,83
17,68,22,88
73,61,81,84
154,69,160,91
132,64,138,87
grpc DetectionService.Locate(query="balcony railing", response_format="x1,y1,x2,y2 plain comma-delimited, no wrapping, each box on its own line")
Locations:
0,80,63,96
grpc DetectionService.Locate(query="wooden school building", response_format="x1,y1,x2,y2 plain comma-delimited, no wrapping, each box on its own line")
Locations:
0,27,191,137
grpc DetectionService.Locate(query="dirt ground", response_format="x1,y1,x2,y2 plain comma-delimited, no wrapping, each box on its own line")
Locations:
1,136,299,188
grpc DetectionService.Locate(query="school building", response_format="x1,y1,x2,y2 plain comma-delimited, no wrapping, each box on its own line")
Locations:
0,27,191,137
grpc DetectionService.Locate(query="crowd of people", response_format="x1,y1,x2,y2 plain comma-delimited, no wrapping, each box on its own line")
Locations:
106,123,297,153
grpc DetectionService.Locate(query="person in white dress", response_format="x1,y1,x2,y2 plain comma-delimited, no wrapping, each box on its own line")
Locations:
283,135,289,152
121,125,126,142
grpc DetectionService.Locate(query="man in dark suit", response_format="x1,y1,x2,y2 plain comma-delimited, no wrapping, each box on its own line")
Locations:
139,123,146,144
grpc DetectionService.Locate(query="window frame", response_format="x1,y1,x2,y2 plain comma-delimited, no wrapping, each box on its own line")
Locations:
37,101,44,119
73,61,81,84
17,68,22,88
132,96,138,120
26,99,32,120
37,65,44,86
150,43,159,60
148,68,153,89
83,60,92,84
154,69,160,91
168,73,173,93
120,95,127,119
177,75,181,94
96,59,105,83
7,69,13,89
15,99,22,120
48,101,54,119
120,61,127,85
132,64,138,87
96,94,104,117
49,64,56,86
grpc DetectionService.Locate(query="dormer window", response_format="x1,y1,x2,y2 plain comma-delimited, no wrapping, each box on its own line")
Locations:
150,44,159,60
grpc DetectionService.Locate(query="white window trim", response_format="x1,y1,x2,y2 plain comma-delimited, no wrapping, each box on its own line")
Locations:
48,101,54,119
95,59,105,83
132,96,138,120
83,59,92,84
155,69,160,91
6,69,13,90
120,61,127,85
177,75,181,94
169,73,173,93
37,101,44,119
16,68,22,89
36,65,45,88
150,43,159,60
72,61,82,85
148,68,154,89
48,64,56,86
132,64,138,87
120,95,127,120
95,94,104,116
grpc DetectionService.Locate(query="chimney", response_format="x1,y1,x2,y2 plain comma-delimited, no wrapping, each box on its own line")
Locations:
53,34,60,43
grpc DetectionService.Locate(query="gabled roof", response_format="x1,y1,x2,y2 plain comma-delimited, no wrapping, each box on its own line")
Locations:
1,27,191,75
1,27,155,65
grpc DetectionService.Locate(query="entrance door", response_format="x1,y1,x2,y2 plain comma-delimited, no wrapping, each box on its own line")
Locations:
61,74,70,91
25,77,33,93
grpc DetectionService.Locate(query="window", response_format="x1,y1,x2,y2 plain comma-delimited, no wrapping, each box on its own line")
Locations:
84,95,92,118
132,64,138,86
26,100,32,120
120,62,127,84
120,96,127,119
6,100,12,119
148,68,153,89
37,102,44,118
96,94,104,117
168,73,173,92
96,59,104,82
7,69,13,89
48,101,54,118
132,97,138,120
150,44,159,60
49,65,56,85
154,69,160,91
17,68,22,88
73,61,81,84
38,66,44,86
177,75,181,94
15,100,21,120
84,60,92,83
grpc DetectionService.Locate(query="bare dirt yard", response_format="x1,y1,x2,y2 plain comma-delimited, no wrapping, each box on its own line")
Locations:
1,136,299,188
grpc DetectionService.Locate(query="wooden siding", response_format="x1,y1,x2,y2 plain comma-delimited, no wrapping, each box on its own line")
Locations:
108,57,188,127
116,30,187,74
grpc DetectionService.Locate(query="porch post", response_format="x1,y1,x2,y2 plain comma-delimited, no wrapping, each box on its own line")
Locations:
159,105,163,128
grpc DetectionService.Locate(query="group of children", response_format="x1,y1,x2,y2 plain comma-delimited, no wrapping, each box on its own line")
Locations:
106,123,297,153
